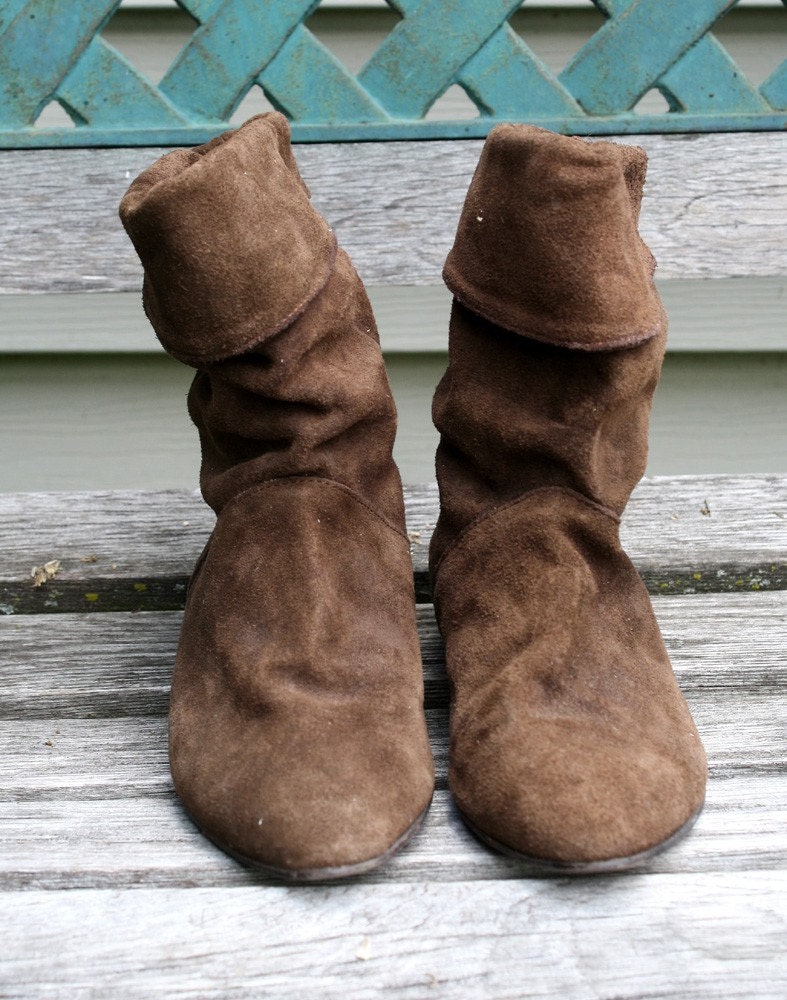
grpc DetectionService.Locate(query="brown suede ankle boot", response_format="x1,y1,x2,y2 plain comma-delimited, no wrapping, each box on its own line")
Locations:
430,125,706,872
119,113,433,880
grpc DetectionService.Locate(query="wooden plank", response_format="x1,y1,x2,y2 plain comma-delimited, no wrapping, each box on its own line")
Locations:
1,773,785,890
0,685,782,798
1,593,785,720
1,600,784,992
0,133,784,294
3,698,783,802
0,476,784,612
0,593,784,887
2,278,785,353
3,873,785,998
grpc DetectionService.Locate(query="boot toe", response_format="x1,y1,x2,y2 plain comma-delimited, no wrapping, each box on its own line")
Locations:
171,702,433,878
451,719,706,870
435,493,707,870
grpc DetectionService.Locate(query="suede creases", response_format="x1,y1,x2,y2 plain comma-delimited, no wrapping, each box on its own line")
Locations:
443,124,662,351
431,124,707,868
120,113,434,878
172,477,433,873
120,113,337,367
433,488,706,865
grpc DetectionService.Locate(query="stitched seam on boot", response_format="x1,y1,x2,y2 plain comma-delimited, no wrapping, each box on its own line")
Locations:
221,474,411,544
431,485,621,580
445,282,663,354
157,236,339,367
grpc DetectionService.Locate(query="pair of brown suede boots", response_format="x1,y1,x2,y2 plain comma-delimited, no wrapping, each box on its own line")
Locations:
120,113,706,881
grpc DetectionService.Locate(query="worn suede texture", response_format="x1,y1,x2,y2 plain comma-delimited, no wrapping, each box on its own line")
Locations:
442,124,662,351
432,125,706,866
120,113,336,367
120,113,433,876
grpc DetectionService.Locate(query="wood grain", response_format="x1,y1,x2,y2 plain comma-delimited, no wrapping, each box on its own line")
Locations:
0,133,784,294
1,594,786,721
0,477,785,613
4,702,783,803
0,488,784,995
0,592,784,889
3,873,785,999
1,10,784,993
1,775,785,890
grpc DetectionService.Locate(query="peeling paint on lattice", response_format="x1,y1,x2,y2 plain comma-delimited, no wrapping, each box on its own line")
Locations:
0,0,784,147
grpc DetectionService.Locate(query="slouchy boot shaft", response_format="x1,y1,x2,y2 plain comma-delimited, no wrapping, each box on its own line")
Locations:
120,114,433,879
431,125,705,870
432,125,665,564
121,113,404,524
187,249,406,520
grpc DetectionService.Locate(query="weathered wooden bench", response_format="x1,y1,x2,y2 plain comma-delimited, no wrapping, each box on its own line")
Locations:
1,475,786,993
2,1,786,995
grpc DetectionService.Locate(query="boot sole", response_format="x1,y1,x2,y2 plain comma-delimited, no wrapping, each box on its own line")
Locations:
458,800,705,874
192,799,432,883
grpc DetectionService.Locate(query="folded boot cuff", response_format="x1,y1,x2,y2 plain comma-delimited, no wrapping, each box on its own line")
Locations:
119,113,337,366
443,124,664,352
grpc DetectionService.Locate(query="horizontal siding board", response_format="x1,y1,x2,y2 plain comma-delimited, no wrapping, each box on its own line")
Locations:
1,279,784,353
0,133,784,294
1,354,785,493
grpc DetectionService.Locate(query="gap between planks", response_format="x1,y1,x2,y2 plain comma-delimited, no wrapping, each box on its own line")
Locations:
1,476,785,615
1,778,785,890
0,593,784,887
1,594,786,719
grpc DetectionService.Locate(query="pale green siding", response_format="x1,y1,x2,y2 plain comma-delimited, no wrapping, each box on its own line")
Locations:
1,353,785,491
2,4,785,491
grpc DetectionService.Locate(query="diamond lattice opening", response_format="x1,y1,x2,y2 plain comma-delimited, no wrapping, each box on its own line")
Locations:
33,100,78,129
230,85,280,126
632,88,672,116
102,0,199,85
304,0,403,76
511,1,606,78
425,85,482,121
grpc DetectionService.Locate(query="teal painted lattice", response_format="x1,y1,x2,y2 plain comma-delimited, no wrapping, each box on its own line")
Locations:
0,0,785,147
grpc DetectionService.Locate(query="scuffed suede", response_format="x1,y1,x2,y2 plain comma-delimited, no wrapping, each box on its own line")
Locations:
431,125,706,868
120,113,433,878
172,478,430,873
187,247,408,521
120,114,336,366
442,124,662,351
